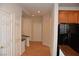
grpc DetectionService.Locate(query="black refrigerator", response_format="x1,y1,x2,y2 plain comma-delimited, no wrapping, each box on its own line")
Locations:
58,23,70,45
58,23,79,55
69,24,79,52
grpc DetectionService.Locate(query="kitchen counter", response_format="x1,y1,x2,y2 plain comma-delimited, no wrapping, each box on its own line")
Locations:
59,45,79,56
22,35,30,37
22,34,30,47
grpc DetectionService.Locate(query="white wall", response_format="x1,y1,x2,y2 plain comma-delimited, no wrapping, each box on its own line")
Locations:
42,4,58,56
42,6,58,56
50,4,58,56
22,16,32,41
22,16,42,41
42,13,52,47
0,4,22,56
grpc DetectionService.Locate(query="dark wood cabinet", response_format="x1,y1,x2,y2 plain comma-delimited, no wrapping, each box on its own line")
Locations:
77,11,79,24
59,10,79,24
67,11,77,23
59,11,68,23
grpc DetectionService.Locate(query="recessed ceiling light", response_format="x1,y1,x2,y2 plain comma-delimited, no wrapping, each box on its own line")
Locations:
37,11,40,13
32,15,35,16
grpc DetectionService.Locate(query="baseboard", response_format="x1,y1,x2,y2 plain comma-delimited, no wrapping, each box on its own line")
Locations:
43,42,50,47
29,41,42,43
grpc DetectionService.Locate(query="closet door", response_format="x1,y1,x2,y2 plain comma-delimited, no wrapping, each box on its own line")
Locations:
32,19,42,41
0,10,12,56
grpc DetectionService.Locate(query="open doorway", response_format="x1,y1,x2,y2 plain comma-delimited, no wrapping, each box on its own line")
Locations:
20,3,53,56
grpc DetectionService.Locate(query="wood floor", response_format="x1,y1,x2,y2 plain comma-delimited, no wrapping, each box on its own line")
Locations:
22,41,50,56
59,45,79,56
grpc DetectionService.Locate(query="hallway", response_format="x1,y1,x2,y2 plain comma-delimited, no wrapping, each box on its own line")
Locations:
0,3,58,56
22,41,50,56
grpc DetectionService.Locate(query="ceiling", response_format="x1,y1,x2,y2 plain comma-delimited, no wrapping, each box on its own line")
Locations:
19,3,79,17
19,3,53,16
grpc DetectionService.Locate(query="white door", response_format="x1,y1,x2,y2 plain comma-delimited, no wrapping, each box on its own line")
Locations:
0,10,12,56
32,20,42,41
